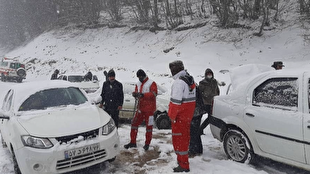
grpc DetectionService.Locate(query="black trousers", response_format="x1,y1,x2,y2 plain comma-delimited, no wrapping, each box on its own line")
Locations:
189,115,203,154
105,109,120,128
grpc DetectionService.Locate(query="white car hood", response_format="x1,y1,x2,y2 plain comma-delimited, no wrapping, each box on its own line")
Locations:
17,105,109,137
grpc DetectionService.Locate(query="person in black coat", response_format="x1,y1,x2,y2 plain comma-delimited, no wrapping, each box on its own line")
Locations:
99,69,124,128
51,69,59,80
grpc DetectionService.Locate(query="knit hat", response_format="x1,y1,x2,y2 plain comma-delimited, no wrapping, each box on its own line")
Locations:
136,69,146,77
169,60,184,76
107,69,115,77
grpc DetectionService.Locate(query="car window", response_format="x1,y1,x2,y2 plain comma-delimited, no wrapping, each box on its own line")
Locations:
253,78,298,109
19,87,88,111
0,61,8,67
68,75,83,82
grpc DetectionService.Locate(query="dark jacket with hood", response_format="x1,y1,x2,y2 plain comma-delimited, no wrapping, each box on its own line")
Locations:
199,68,220,105
100,80,124,111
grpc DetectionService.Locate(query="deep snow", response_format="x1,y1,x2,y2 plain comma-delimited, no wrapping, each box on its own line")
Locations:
1,6,310,174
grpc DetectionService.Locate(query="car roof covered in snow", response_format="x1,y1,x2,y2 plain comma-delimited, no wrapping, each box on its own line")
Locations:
8,80,80,111
224,66,310,104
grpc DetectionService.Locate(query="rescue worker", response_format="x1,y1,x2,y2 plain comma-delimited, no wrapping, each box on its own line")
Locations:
124,69,158,151
199,68,220,134
51,69,59,80
271,61,284,70
99,69,124,128
168,60,196,173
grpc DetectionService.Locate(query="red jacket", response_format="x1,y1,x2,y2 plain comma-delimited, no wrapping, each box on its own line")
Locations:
135,77,157,112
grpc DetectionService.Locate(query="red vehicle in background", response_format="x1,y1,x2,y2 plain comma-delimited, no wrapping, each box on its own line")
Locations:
0,57,26,83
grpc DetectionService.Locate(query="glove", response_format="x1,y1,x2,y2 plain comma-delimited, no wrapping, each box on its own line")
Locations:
132,92,138,98
137,93,144,98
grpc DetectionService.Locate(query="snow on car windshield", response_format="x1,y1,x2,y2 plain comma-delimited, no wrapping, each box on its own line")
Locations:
68,75,84,82
18,87,87,111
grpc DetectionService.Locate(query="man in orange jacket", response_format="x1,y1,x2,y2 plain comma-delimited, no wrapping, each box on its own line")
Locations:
124,69,158,151
168,60,196,173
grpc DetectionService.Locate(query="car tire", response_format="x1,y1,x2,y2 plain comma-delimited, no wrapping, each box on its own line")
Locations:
16,78,22,83
17,68,26,77
1,73,6,82
223,130,254,163
12,149,21,174
155,113,171,130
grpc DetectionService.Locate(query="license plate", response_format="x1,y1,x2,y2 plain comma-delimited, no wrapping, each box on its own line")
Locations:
64,143,100,159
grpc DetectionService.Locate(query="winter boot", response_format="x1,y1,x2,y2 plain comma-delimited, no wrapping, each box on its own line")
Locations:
143,145,149,151
173,165,190,173
124,143,137,149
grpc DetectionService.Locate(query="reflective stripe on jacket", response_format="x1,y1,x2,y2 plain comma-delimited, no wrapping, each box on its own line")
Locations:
168,70,196,121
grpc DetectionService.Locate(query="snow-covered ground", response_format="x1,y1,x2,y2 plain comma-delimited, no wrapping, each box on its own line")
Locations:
1,6,310,173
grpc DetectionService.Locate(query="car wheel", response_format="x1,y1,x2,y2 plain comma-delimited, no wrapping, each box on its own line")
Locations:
155,113,171,129
16,78,22,83
12,149,21,174
17,68,26,77
223,130,254,163
1,73,6,82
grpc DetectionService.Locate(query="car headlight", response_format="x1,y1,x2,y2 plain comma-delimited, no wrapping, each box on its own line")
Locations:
21,136,53,149
102,118,116,135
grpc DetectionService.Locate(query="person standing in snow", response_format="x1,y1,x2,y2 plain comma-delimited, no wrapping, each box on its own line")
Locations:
99,69,124,128
188,85,205,157
124,69,158,151
84,71,93,81
51,69,59,80
168,60,196,173
199,68,220,134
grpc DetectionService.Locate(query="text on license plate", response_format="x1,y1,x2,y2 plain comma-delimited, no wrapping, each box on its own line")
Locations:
64,143,100,159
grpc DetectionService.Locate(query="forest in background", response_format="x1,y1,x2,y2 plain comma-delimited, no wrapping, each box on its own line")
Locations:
0,0,310,51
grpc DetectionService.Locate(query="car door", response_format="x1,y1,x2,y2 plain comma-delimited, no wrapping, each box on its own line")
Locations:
244,77,305,163
303,76,310,164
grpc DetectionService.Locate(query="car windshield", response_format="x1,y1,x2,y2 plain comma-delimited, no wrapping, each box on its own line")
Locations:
68,75,84,82
19,87,87,111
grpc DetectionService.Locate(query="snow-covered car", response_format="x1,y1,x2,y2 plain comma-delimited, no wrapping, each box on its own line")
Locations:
89,82,171,129
0,81,119,174
210,66,310,171
58,73,99,93
0,57,26,83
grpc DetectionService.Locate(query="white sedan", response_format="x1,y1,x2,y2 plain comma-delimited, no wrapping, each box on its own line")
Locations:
210,65,310,171
89,82,171,129
0,80,119,174
58,73,100,93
